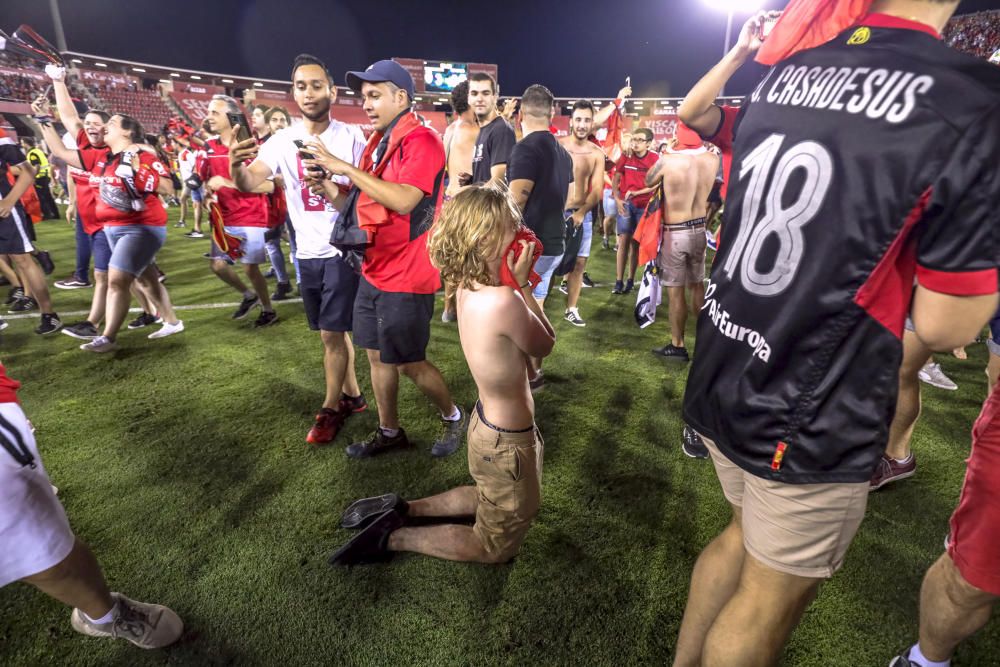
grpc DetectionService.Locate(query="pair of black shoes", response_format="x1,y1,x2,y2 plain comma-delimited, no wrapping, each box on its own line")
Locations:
329,494,409,566
652,344,689,363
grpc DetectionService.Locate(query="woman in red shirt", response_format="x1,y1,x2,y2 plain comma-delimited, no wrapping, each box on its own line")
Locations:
79,114,183,353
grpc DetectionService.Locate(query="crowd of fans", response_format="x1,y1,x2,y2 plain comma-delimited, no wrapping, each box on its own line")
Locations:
944,10,1000,60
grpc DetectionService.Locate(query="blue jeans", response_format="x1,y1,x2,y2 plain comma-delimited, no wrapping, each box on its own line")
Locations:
74,214,92,281
286,217,301,285
105,225,166,277
532,254,565,301
616,201,643,236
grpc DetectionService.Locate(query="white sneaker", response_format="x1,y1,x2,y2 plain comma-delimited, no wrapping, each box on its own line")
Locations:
148,320,184,339
80,335,118,353
918,363,958,391
71,592,183,649
564,308,586,327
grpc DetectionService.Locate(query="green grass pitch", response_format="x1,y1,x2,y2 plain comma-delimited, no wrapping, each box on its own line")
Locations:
1,210,998,666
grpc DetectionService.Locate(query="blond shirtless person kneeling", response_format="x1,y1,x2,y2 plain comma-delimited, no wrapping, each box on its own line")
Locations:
330,184,554,565
649,122,718,364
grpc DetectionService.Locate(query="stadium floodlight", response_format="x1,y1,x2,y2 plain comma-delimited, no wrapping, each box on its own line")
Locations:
703,0,767,94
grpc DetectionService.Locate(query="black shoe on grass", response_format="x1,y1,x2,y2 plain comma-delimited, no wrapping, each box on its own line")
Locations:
346,429,411,459
653,344,689,363
9,296,37,313
62,320,100,340
35,313,62,335
127,312,161,330
35,251,55,275
340,493,409,529
253,310,278,328
682,425,710,459
329,510,404,566
232,295,260,320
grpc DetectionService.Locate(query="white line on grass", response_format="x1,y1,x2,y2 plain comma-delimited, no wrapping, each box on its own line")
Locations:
3,299,304,321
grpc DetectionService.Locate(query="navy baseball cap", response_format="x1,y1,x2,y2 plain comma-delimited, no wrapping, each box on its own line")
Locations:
345,60,414,100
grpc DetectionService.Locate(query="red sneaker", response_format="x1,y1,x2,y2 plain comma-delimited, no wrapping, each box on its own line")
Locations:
306,408,346,445
870,453,916,491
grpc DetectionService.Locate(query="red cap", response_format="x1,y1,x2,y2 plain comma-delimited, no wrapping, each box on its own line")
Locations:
674,122,703,151
756,0,874,66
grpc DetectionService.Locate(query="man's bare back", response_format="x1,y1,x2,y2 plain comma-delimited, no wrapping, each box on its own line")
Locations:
445,119,479,198
654,150,719,224
456,285,537,431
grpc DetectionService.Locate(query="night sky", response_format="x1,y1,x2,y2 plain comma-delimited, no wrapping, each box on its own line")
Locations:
2,0,1000,98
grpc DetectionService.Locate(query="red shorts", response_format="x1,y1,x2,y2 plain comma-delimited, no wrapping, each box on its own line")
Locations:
948,385,1000,596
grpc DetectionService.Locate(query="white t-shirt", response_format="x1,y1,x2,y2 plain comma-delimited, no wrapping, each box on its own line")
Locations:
178,147,201,180
257,120,366,260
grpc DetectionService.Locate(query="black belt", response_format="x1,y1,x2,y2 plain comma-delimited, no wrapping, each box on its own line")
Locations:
663,218,706,231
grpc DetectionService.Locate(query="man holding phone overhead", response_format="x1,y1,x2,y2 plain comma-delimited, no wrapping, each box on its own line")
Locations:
230,54,369,446
200,94,276,327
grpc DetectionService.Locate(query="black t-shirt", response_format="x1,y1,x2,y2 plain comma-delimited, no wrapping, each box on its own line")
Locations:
683,16,1000,484
507,130,573,257
471,116,516,185
0,134,28,208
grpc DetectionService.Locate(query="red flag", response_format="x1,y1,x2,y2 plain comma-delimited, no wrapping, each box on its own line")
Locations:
635,186,665,266
756,0,874,66
209,202,244,260
602,104,624,163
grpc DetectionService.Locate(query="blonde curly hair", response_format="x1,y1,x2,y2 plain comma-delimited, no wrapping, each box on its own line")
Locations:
428,182,523,291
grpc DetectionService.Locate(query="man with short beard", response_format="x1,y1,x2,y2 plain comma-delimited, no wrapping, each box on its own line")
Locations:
467,72,515,187
558,100,604,327
298,60,465,459
441,80,479,321
231,54,367,445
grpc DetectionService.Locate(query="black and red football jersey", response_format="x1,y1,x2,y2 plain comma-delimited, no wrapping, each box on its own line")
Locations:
683,14,1000,484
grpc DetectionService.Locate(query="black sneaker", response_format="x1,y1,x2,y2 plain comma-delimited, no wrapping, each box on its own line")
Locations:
271,282,293,301
888,650,917,667
61,320,100,340
431,406,467,458
582,272,595,288
338,393,368,415
54,276,91,289
329,510,404,566
253,309,278,328
682,425,710,459
127,312,161,330
652,344,690,362
35,313,62,335
34,251,55,275
611,280,624,295
624,278,635,294
346,428,411,459
232,294,260,320
557,280,569,295
529,372,545,392
9,296,37,313
340,493,409,529
5,287,24,305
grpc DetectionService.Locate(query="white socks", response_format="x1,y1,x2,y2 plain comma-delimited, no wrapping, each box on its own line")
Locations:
84,604,116,625
908,643,950,667
442,406,462,422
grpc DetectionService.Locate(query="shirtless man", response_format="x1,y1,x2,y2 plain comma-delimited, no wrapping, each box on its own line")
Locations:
559,100,604,327
648,122,718,364
330,185,553,565
441,80,479,322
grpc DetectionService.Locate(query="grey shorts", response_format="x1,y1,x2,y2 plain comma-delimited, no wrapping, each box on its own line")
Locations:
105,224,166,277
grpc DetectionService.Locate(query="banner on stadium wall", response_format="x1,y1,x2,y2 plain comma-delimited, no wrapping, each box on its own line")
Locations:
79,69,138,87
467,63,499,83
176,82,223,95
255,89,292,101
170,91,215,122
0,66,45,80
637,114,679,142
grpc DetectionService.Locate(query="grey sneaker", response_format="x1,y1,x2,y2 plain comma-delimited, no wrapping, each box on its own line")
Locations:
564,308,586,327
80,335,118,353
71,592,183,649
431,406,467,458
918,362,957,391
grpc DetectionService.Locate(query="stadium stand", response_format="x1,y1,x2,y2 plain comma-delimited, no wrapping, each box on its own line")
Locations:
944,10,1000,60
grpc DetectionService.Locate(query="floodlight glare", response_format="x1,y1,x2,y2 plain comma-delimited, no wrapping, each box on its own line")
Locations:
702,0,765,12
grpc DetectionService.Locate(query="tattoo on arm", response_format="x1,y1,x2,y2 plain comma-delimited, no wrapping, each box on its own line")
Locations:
645,159,665,187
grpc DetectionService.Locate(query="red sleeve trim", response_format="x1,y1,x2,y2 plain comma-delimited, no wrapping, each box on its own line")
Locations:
916,265,998,296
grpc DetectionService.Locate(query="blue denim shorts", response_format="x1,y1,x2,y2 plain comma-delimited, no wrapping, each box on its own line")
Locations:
104,225,166,277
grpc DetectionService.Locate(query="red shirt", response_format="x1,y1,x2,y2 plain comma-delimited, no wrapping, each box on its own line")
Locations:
82,150,169,227
0,362,19,404
702,104,740,200
198,138,267,227
614,151,659,208
73,129,107,234
362,126,444,294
